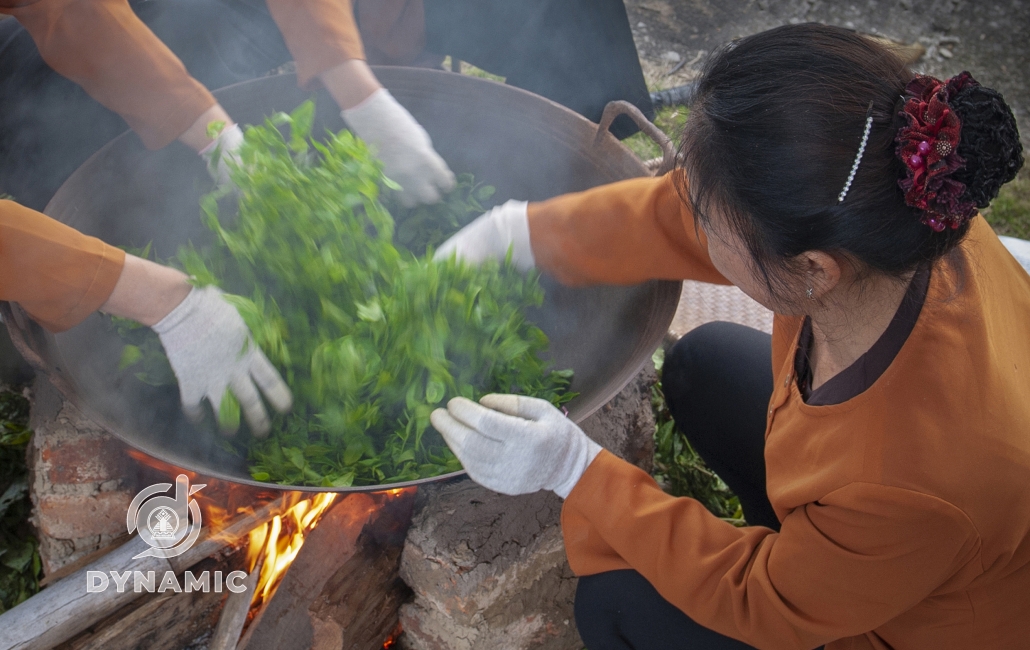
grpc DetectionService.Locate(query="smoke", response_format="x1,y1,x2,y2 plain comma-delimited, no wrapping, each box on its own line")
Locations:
30,68,674,489
2,0,668,489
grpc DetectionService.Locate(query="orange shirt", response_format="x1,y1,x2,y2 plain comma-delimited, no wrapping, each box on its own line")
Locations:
0,0,416,149
530,173,1030,649
0,200,125,332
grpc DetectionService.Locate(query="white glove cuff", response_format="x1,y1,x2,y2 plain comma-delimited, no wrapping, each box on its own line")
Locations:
199,123,244,159
152,285,209,335
341,89,411,140
553,437,603,499
495,200,535,271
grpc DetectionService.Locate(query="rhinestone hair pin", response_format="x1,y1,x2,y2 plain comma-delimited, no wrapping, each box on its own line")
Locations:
838,102,875,203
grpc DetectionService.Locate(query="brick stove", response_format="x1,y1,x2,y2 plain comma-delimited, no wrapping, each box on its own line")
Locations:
27,376,137,576
16,365,658,650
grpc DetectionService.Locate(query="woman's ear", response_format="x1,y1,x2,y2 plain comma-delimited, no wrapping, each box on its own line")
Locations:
796,250,842,301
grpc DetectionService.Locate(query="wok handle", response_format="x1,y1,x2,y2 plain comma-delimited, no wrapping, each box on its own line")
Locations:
597,100,677,176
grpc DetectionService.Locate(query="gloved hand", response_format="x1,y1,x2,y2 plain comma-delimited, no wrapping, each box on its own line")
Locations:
433,200,535,271
199,123,245,188
152,285,292,437
430,394,602,498
342,89,456,207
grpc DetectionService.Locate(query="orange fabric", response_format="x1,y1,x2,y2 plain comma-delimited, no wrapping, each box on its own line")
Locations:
1,0,419,145
266,0,365,90
551,176,1030,650
0,200,125,332
1,0,216,150
528,172,729,287
268,0,423,87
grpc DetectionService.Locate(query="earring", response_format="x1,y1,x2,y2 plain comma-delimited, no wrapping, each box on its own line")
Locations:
806,287,814,300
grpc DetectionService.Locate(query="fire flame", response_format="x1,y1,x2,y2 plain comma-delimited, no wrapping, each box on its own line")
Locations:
246,492,337,607
126,449,279,532
126,448,339,607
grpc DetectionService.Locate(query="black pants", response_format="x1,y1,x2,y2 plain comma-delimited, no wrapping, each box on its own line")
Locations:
0,0,650,209
575,322,778,650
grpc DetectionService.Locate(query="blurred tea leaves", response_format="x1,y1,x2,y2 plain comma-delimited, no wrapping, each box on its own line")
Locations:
150,101,575,487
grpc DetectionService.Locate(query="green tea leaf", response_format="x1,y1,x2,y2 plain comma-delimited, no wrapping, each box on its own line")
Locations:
218,390,241,433
425,379,446,405
118,345,142,371
113,99,576,487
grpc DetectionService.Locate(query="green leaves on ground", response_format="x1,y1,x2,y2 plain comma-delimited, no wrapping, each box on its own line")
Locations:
0,389,41,613
164,100,573,487
650,349,743,523
984,167,1030,239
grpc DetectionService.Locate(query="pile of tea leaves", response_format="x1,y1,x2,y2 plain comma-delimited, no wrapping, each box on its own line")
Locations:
122,101,574,487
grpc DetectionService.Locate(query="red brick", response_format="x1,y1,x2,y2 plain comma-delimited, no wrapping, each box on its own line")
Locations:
36,491,132,539
43,436,129,485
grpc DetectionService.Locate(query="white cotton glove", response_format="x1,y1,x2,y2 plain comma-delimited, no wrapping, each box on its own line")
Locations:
342,89,456,207
199,123,245,188
430,394,602,498
433,200,535,271
152,286,292,437
1000,235,1030,273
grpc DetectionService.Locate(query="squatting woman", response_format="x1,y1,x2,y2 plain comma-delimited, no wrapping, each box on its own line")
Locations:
431,23,1028,649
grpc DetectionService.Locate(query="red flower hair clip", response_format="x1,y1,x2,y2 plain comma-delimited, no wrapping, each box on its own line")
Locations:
895,72,978,231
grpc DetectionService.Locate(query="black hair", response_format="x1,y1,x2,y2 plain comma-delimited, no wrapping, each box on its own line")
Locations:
678,23,1023,296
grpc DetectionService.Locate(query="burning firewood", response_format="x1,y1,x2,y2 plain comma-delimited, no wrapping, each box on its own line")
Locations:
239,489,414,650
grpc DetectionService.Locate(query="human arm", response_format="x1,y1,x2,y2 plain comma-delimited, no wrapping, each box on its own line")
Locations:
264,0,366,93
0,199,126,331
436,173,731,286
430,388,983,648
0,200,290,434
562,452,983,649
1,0,219,151
265,0,454,206
103,260,292,436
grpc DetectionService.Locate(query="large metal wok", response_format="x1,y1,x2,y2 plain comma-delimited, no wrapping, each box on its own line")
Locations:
6,69,681,492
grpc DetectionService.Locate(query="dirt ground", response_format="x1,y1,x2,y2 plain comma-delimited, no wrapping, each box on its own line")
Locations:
625,0,1030,149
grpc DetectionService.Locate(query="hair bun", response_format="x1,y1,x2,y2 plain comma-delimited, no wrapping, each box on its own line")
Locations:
951,81,1024,209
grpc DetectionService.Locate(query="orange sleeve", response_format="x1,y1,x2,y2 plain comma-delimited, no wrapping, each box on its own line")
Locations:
562,451,983,650
527,172,729,287
266,0,365,90
0,200,125,332
2,0,215,150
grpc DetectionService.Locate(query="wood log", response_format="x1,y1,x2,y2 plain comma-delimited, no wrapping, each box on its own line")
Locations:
240,494,376,650
240,490,414,650
59,583,226,650
0,498,285,650
0,537,170,650
207,557,264,650
309,533,411,650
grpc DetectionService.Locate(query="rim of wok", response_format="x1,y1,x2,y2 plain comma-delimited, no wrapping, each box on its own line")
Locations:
25,68,678,493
